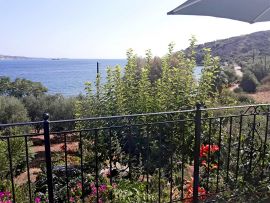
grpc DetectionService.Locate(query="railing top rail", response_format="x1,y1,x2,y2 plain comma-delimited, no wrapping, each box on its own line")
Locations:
0,120,43,128
0,103,269,128
202,103,270,111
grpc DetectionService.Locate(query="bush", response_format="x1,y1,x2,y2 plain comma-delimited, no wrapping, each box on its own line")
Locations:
0,96,33,179
249,63,270,81
0,96,28,124
0,77,48,98
22,94,76,121
235,93,255,104
223,66,239,84
234,87,243,93
240,71,260,93
22,94,76,131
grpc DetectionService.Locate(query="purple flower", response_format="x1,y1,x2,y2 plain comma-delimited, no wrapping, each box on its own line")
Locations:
35,197,41,203
99,185,107,192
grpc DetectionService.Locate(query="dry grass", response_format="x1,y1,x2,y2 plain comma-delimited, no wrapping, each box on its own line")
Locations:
249,91,270,103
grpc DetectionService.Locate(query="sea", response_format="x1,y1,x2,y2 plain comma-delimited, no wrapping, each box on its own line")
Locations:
0,59,202,96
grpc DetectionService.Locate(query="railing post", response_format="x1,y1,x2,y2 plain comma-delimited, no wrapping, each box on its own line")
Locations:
193,103,202,203
43,113,54,203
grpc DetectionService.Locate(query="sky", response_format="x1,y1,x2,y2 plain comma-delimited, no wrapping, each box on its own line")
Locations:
1,0,270,59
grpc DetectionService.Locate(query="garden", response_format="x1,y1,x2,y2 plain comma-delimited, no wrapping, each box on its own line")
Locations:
0,39,270,202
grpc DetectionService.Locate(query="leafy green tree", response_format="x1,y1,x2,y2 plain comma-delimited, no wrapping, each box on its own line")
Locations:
22,94,76,131
0,77,48,98
0,96,32,179
0,76,11,95
0,96,28,124
240,71,260,93
75,38,233,182
249,62,270,81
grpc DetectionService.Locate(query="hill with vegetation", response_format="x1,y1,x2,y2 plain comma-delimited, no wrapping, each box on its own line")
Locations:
190,30,270,65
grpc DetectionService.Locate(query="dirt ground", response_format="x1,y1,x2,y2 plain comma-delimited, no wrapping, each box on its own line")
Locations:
249,91,270,103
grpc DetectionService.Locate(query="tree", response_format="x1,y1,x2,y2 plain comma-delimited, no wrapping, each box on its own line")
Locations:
22,94,76,131
0,77,48,98
0,76,11,95
240,71,260,93
0,96,31,179
75,39,233,179
0,96,28,124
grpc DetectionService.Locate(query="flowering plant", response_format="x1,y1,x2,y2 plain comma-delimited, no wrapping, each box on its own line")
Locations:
183,178,206,203
34,192,48,203
200,144,219,171
0,191,12,203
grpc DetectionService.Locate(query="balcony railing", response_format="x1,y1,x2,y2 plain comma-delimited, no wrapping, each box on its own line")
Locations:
0,104,270,203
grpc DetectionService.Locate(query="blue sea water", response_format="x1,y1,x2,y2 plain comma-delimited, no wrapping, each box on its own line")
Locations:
0,59,127,96
0,59,202,96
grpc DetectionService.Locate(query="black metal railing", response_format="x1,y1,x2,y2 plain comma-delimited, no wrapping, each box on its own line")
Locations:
0,104,270,203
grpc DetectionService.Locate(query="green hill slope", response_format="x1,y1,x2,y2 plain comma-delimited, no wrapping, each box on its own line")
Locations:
191,30,270,65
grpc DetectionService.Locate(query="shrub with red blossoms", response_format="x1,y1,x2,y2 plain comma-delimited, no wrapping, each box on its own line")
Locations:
200,144,219,171
183,178,206,203
200,144,219,158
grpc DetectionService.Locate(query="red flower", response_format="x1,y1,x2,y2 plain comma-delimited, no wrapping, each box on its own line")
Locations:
198,187,207,200
210,145,219,153
200,144,219,157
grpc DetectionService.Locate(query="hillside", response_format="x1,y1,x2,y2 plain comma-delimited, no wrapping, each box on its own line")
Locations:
189,30,270,64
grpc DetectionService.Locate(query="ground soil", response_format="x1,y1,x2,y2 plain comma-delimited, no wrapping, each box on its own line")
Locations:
249,91,270,103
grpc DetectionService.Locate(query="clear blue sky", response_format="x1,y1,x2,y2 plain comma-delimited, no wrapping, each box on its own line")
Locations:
1,0,270,59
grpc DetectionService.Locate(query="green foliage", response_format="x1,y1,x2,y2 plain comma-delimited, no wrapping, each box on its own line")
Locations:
223,66,239,84
189,30,270,65
74,40,236,199
248,63,270,81
240,71,260,93
76,39,226,119
0,96,28,124
22,94,76,131
113,180,156,203
0,96,33,179
0,77,48,98
22,94,76,121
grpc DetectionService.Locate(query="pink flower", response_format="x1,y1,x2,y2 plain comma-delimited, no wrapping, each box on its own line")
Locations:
99,185,107,193
69,197,75,202
35,197,41,203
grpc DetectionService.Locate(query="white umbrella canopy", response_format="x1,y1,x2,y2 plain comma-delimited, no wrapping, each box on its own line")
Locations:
168,0,270,24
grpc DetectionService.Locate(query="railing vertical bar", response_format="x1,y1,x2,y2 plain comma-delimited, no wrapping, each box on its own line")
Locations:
181,121,185,200
128,120,132,179
109,127,113,200
248,114,257,175
261,112,269,178
79,131,85,203
7,137,16,203
158,124,162,203
193,103,202,203
146,125,150,200
206,119,212,192
64,133,70,202
226,117,233,184
24,135,32,203
94,129,99,203
43,113,54,203
235,115,243,182
216,117,222,192
169,123,174,203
